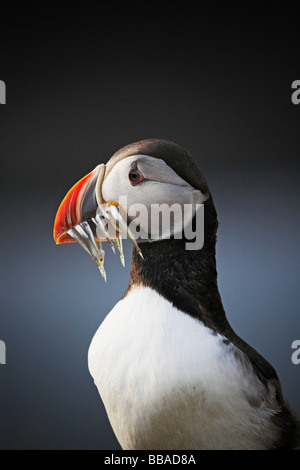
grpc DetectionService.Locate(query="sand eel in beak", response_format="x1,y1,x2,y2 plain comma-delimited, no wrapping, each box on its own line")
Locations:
53,139,299,450
54,164,143,280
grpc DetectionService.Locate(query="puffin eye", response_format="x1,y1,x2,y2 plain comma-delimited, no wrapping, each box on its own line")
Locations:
128,169,145,185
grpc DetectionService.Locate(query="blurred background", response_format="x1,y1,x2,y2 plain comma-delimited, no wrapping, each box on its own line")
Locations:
0,2,299,449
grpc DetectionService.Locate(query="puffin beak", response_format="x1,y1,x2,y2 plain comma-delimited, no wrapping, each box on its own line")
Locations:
53,164,143,281
54,164,106,245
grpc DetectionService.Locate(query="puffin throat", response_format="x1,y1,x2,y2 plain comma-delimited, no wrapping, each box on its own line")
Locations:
127,198,230,335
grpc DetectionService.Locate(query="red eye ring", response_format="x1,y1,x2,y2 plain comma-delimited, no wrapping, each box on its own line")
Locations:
128,168,145,185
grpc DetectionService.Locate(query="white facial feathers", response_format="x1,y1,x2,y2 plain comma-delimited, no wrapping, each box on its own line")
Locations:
101,155,207,242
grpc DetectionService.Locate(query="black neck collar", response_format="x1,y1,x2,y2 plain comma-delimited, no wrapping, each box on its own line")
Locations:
126,198,280,391
126,197,230,335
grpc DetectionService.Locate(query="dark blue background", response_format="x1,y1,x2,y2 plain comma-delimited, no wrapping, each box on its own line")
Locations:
0,2,299,449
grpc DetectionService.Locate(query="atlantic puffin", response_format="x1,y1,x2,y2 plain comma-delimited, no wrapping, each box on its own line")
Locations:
53,139,299,450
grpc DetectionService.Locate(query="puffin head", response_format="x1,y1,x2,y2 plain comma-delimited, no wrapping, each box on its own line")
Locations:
53,139,218,280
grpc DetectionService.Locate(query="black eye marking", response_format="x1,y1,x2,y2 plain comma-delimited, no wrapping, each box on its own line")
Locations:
128,168,145,185
131,161,138,170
